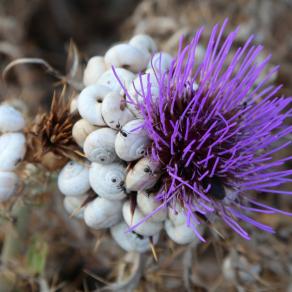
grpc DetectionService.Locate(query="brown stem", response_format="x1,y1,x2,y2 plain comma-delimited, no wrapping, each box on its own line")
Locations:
0,200,31,291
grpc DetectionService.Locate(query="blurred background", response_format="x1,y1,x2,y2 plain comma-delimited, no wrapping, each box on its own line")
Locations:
0,0,291,291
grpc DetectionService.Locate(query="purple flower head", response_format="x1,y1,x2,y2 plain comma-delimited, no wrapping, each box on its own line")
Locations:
116,20,292,241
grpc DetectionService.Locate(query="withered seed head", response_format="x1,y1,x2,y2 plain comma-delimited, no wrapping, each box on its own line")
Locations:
25,88,84,171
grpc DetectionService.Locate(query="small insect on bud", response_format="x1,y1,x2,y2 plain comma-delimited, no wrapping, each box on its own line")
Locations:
115,119,150,162
0,104,25,133
123,200,163,236
164,219,199,245
78,84,111,126
203,176,226,200
83,56,107,87
89,162,127,200
104,43,149,73
129,34,157,57
83,128,118,164
84,197,122,229
0,132,26,171
98,68,135,92
63,195,87,219
110,221,159,253
72,119,98,148
137,191,167,222
0,171,18,202
58,160,90,197
125,157,161,191
101,91,135,129
149,52,173,74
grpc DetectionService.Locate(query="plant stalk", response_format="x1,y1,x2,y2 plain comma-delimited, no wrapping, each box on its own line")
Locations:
0,200,31,291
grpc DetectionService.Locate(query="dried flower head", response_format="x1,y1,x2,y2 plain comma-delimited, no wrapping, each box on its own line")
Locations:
25,89,83,171
120,20,292,240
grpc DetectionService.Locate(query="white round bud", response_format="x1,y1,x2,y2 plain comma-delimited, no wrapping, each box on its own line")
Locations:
115,119,150,162
83,56,107,86
58,161,90,197
0,171,18,202
149,52,173,74
0,132,26,171
137,191,166,222
83,128,118,164
168,204,187,226
0,104,25,132
128,70,159,98
98,68,135,92
72,119,98,148
125,157,160,192
78,84,111,126
126,69,159,117
89,162,126,200
123,200,162,236
104,43,148,73
164,220,199,245
101,91,135,129
84,197,122,229
110,221,159,253
129,34,157,56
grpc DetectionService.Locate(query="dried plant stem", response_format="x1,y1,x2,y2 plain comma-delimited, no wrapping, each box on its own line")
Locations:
0,200,31,290
3,57,83,90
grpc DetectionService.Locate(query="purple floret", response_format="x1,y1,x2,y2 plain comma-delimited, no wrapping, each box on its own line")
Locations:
114,19,292,240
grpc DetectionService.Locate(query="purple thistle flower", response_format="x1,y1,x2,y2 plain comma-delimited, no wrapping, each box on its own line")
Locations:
116,20,292,240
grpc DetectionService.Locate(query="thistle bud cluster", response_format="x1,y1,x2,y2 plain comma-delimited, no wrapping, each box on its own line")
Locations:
57,34,199,253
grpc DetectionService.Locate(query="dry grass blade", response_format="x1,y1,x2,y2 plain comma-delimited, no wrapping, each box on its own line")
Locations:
83,269,110,286
129,193,137,225
69,207,82,219
3,58,62,81
149,237,158,262
66,40,80,79
81,192,97,208
3,58,83,90
182,242,197,292
97,253,143,292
